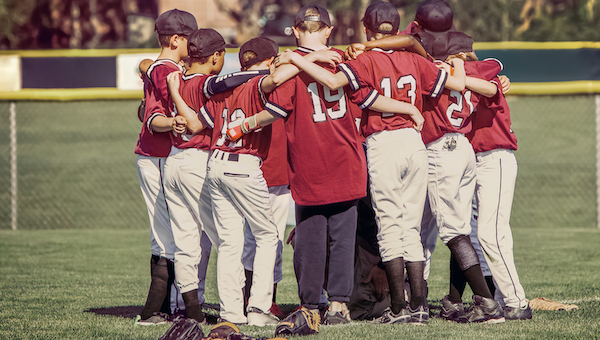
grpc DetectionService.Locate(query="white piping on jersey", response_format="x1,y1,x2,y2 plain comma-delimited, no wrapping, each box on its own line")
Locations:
203,75,216,99
265,102,288,118
297,46,315,53
147,59,182,87
182,73,206,81
359,89,380,110
430,69,448,98
257,75,268,106
147,112,168,134
199,106,215,129
338,63,360,91
483,58,504,72
370,48,395,54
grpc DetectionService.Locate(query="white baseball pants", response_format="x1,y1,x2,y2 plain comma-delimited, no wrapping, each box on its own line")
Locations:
366,128,428,263
163,147,216,297
242,185,291,284
136,155,175,260
422,133,476,246
207,150,278,324
470,149,527,308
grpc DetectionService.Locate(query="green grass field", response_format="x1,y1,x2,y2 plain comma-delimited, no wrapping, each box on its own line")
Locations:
0,95,599,339
1,226,599,340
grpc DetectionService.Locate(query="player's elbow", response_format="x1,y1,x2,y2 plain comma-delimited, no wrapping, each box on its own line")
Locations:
187,122,205,134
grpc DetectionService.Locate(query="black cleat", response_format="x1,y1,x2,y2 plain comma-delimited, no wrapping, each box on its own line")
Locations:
440,295,466,323
504,305,532,320
464,295,505,324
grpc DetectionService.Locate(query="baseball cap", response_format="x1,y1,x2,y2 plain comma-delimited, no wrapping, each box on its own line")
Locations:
362,1,400,34
416,30,473,60
415,0,454,32
239,37,279,69
294,4,332,27
188,28,236,58
155,9,197,36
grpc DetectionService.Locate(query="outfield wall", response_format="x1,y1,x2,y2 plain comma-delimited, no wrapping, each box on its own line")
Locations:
2,42,600,99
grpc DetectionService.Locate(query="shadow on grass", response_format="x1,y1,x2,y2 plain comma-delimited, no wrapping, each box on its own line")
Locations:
83,303,302,324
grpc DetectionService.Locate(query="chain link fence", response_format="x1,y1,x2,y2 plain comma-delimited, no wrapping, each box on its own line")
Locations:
0,95,597,230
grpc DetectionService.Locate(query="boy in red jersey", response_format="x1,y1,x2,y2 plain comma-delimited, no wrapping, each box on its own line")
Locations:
274,1,466,325
466,74,532,320
134,9,195,326
168,35,341,325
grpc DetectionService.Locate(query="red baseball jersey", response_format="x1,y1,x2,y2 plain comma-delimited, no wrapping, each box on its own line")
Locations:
135,59,182,157
420,59,502,145
261,119,289,187
203,75,273,159
466,77,518,153
265,47,367,206
168,73,213,150
339,49,448,138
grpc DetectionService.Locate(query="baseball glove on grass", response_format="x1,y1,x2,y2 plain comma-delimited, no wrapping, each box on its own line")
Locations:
529,297,578,311
275,307,320,337
159,316,204,340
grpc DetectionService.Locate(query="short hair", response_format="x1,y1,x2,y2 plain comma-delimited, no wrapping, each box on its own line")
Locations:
188,49,224,65
158,34,173,48
241,50,259,70
295,7,329,33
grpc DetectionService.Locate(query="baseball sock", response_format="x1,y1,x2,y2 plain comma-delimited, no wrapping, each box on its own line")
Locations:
448,256,467,303
160,259,175,315
447,235,493,300
182,289,205,323
405,261,426,309
140,256,169,319
383,257,406,314
485,275,496,297
243,269,253,311
464,265,493,299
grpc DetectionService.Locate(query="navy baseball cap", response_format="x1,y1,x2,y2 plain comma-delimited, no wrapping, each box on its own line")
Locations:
416,30,473,60
415,0,454,32
155,9,197,36
188,28,236,58
294,4,332,27
362,1,400,34
239,37,279,69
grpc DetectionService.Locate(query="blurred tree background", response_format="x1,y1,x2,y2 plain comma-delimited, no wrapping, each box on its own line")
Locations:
0,0,599,49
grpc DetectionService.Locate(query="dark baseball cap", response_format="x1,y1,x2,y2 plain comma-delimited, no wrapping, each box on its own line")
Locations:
294,4,332,27
188,28,236,58
416,30,473,60
362,1,400,34
155,9,198,36
239,37,279,69
415,0,454,32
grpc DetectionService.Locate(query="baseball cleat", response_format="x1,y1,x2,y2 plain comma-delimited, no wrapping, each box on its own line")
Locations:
134,312,170,326
370,307,411,324
247,307,280,326
440,295,466,322
322,302,351,325
464,295,505,324
503,305,533,320
408,304,429,325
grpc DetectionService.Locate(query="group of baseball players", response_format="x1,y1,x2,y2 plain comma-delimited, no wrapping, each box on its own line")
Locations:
133,0,531,335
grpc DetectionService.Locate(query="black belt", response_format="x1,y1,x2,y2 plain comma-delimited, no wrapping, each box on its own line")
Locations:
215,150,239,162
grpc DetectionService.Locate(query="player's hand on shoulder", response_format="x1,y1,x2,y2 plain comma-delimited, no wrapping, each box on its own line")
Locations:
309,49,342,68
167,71,183,92
274,49,295,67
345,43,366,60
499,75,511,94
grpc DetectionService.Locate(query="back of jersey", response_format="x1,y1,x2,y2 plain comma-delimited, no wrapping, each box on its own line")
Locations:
266,47,367,206
340,49,447,139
